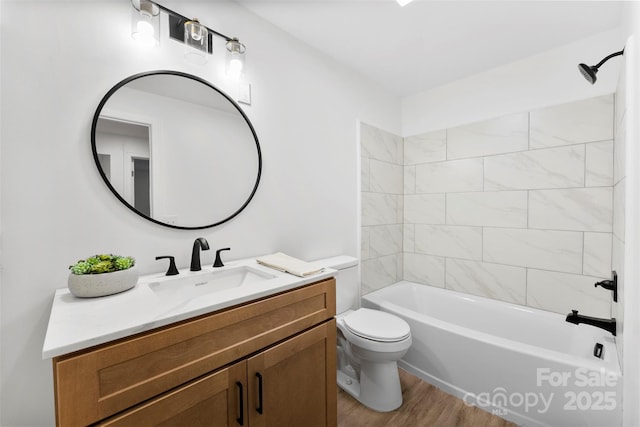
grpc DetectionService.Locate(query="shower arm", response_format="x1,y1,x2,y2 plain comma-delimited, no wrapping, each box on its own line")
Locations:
593,50,624,69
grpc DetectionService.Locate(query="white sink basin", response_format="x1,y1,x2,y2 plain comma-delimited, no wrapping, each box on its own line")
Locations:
149,265,277,298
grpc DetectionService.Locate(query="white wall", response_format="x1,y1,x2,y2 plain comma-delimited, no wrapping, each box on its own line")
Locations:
402,28,625,136
620,4,640,427
0,1,400,425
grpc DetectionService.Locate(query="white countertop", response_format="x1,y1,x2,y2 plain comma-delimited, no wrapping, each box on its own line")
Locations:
42,257,336,359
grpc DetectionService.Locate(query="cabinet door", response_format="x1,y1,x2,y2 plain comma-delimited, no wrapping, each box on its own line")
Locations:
247,320,337,427
98,361,247,427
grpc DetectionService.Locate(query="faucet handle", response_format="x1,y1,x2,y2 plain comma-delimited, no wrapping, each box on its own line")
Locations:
571,309,579,315
156,256,179,276
214,248,231,268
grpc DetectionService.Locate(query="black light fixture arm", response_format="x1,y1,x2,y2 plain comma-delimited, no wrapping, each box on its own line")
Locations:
150,0,234,42
594,50,624,69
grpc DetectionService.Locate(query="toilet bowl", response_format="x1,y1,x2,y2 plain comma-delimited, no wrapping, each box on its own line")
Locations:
336,308,412,411
312,256,412,412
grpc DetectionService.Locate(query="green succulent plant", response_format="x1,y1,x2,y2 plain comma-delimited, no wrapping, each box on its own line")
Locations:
69,254,135,275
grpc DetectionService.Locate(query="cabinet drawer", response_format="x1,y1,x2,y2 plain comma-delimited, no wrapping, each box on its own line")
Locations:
53,278,335,426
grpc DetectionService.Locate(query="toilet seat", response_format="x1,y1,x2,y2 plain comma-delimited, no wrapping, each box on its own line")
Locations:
343,308,411,343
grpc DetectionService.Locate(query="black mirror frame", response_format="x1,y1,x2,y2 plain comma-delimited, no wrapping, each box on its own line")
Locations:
90,70,262,230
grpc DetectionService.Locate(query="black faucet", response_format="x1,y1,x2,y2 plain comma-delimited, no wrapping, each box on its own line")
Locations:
566,310,616,336
213,248,231,267
190,237,210,271
156,255,179,276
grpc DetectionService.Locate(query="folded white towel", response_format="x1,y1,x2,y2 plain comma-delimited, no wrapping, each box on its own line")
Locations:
256,252,324,277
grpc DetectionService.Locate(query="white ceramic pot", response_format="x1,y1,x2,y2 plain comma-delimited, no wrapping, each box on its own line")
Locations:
68,266,139,298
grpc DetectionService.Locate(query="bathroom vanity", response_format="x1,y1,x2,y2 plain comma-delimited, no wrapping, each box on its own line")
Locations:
43,260,337,426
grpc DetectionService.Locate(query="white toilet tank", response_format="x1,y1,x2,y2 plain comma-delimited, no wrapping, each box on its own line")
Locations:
312,255,358,314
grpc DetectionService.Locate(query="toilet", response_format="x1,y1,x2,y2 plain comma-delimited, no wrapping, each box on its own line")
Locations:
314,256,412,412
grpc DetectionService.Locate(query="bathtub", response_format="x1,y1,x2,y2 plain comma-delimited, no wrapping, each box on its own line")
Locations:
361,281,621,427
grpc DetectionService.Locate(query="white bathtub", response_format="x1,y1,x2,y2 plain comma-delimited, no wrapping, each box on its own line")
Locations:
361,281,621,427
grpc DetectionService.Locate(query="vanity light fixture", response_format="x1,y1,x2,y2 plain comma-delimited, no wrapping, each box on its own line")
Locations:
396,0,415,6
226,38,246,80
130,0,247,73
131,0,160,47
184,18,209,64
578,49,624,85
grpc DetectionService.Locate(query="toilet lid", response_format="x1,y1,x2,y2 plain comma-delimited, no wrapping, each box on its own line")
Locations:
343,308,411,342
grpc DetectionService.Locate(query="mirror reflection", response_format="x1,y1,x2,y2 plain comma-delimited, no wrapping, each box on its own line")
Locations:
91,71,261,229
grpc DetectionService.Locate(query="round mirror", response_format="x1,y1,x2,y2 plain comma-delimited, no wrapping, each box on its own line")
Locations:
91,71,261,229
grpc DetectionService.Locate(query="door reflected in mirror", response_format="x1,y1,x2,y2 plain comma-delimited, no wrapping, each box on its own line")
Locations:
91,71,261,229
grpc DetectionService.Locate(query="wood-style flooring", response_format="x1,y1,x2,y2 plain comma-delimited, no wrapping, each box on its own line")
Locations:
337,369,516,427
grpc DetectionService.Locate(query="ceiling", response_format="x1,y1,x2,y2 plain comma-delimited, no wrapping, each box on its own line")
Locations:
238,0,624,97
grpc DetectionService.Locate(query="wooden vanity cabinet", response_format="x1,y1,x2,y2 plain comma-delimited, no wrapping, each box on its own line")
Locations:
52,278,337,427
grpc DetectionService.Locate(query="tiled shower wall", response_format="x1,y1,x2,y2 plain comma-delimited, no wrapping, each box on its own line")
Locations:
360,124,404,295
361,94,616,317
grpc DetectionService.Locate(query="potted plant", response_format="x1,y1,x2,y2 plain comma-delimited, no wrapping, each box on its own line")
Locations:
68,254,138,298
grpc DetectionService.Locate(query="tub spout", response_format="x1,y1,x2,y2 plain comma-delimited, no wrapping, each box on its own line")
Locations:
566,310,616,336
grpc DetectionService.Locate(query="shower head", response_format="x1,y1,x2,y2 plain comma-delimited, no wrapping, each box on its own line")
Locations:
578,63,598,84
578,49,624,85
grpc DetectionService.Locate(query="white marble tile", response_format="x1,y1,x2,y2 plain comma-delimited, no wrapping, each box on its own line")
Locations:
583,232,612,278
361,193,397,226
415,225,482,260
416,158,483,194
484,145,585,190
361,227,370,261
483,228,583,274
404,224,415,252
585,141,614,187
369,225,403,258
445,258,526,305
446,191,527,228
404,166,416,194
614,115,626,184
361,255,398,295
526,269,611,317
360,122,401,163
529,95,614,149
613,179,625,242
447,112,529,160
360,157,370,192
404,130,446,165
396,195,404,223
403,252,445,287
369,160,403,194
404,194,446,224
528,187,613,232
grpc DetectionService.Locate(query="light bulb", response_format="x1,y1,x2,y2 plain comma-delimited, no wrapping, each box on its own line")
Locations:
225,38,246,79
228,57,243,79
137,21,154,36
190,27,202,41
133,21,156,46
131,0,159,47
186,20,206,42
